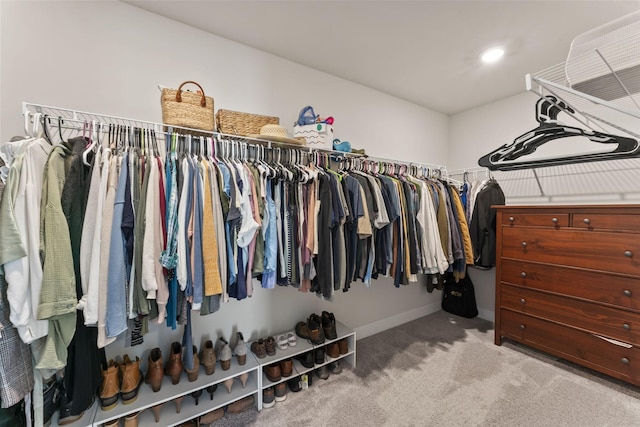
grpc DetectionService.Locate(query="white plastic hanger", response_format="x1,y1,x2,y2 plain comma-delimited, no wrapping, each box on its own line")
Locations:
83,120,97,166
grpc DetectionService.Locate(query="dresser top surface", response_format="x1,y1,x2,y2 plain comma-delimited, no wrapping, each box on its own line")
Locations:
494,204,640,212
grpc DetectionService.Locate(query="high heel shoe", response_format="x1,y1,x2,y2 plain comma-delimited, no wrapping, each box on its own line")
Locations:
191,389,203,406
224,377,234,394
123,411,140,427
234,332,247,365
151,398,182,424
174,396,184,414
239,372,249,388
206,384,217,400
218,338,232,371
153,396,184,421
151,404,163,423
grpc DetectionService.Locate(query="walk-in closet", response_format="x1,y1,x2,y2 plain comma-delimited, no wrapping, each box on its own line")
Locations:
1,1,640,426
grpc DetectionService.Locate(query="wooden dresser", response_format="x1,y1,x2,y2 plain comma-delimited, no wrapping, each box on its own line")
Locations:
494,205,640,385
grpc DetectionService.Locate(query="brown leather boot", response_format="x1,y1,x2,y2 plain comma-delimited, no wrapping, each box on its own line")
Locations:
100,360,120,410
280,358,293,377
184,345,200,382
200,340,216,375
145,347,164,392
338,338,349,355
326,342,340,358
165,342,183,384
120,355,142,404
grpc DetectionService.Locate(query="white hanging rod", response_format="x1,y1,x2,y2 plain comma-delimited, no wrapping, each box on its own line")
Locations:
21,101,366,158
354,153,447,174
448,167,491,176
22,102,448,171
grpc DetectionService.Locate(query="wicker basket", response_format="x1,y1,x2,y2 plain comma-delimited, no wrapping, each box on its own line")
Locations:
161,81,215,132
216,109,279,136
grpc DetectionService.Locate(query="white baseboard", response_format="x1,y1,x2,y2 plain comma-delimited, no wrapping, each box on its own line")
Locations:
478,308,495,323
353,302,441,340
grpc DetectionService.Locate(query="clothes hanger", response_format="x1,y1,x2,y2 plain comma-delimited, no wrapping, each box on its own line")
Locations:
478,95,640,171
82,120,98,166
41,114,54,143
24,111,32,137
57,116,68,144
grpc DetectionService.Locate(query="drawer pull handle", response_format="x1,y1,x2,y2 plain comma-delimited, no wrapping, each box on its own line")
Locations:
521,272,527,278
509,216,514,222
520,298,526,304
583,218,591,225
593,334,633,348
621,357,630,365
521,242,527,248
552,217,558,224
519,324,526,330
623,323,631,331
625,250,633,258
624,290,632,297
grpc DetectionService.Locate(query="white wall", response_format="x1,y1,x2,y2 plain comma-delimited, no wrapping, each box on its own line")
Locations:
0,1,448,361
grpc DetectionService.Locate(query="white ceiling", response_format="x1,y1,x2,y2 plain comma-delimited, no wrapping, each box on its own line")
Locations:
127,1,640,115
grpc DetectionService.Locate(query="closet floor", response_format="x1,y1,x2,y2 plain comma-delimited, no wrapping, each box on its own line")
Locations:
207,311,640,426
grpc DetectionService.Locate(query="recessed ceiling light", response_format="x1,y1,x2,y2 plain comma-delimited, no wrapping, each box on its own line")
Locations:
481,47,505,64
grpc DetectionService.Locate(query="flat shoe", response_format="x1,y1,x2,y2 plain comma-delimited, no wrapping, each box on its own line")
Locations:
276,335,288,350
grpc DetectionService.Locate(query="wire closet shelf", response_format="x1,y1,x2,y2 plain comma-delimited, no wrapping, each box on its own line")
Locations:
22,102,449,178
486,11,640,201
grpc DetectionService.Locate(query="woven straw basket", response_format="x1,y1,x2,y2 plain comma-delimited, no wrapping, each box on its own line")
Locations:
216,109,279,136
161,81,215,132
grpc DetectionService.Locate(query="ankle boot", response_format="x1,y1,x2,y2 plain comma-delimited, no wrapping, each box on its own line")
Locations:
321,311,338,340
165,342,183,385
145,348,164,392
184,345,200,382
200,340,216,375
100,360,120,410
120,355,142,404
218,338,231,371
234,332,247,365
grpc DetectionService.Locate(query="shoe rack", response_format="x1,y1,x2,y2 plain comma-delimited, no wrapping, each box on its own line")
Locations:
48,323,356,425
255,321,356,411
90,344,259,427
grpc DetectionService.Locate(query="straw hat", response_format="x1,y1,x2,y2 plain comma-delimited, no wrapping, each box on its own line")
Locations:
250,124,306,146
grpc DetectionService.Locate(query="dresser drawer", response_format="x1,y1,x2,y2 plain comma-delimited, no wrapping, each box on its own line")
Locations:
500,259,640,311
500,309,640,384
502,227,640,276
502,213,569,228
501,284,640,346
572,214,640,233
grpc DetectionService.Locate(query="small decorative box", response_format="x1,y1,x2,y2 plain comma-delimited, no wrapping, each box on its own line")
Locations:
293,123,334,149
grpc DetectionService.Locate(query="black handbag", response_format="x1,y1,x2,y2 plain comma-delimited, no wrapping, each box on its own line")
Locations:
441,273,479,318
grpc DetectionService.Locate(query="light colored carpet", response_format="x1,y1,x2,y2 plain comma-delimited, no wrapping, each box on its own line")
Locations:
205,311,640,426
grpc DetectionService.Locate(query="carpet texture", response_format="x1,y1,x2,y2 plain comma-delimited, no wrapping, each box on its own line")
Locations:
200,311,640,426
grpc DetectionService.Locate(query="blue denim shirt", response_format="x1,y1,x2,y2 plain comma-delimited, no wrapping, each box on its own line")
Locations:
106,153,129,338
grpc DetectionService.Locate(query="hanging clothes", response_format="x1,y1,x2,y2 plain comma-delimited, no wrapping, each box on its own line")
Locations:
470,179,505,268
